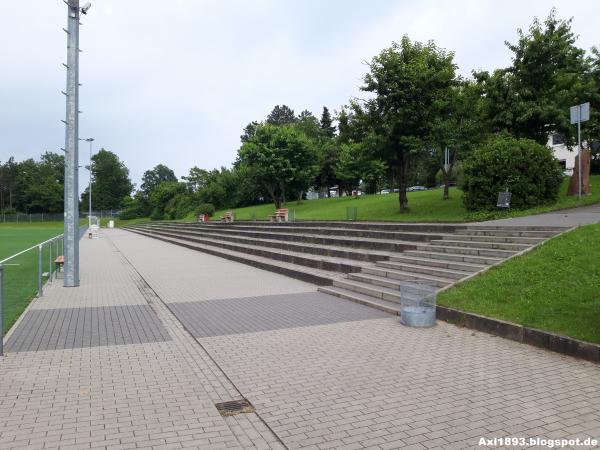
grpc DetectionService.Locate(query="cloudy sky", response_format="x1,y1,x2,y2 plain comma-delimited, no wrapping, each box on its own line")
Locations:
1,0,598,191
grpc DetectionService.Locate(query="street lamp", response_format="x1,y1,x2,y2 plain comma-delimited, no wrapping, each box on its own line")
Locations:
79,138,94,227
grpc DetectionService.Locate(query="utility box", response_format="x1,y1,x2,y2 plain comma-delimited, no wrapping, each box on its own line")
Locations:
108,220,114,229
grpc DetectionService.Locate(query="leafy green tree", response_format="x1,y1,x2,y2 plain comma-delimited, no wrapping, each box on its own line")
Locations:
237,123,317,208
476,10,596,145
181,166,210,192
429,79,487,199
9,152,64,213
81,149,133,211
266,105,296,125
320,107,336,138
336,142,387,195
356,36,457,210
148,181,188,220
140,164,177,196
0,157,18,210
240,121,260,143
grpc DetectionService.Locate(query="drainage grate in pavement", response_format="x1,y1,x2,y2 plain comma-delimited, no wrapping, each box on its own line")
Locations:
5,304,171,353
168,291,390,338
215,399,256,416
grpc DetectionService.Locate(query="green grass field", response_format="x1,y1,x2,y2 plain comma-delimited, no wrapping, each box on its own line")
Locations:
438,223,600,344
0,222,67,335
203,175,600,222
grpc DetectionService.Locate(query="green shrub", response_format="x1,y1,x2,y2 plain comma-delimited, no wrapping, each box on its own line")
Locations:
460,135,563,211
195,203,215,217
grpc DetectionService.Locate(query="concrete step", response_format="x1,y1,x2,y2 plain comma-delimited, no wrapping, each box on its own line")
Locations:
332,278,403,304
168,222,446,242
358,267,454,288
419,243,515,258
388,254,486,272
444,234,545,245
138,225,395,262
318,286,400,315
431,239,529,251
372,260,473,280
404,250,502,265
126,228,340,286
460,229,559,238
202,220,466,233
464,225,566,232
136,223,420,252
129,227,368,274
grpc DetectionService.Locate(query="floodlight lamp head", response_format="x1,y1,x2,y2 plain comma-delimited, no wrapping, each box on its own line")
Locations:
81,2,92,14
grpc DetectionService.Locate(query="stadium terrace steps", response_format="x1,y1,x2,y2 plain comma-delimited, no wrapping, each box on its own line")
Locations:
126,220,567,315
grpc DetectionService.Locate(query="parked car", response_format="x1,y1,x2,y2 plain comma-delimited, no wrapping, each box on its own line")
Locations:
407,186,427,191
379,189,391,194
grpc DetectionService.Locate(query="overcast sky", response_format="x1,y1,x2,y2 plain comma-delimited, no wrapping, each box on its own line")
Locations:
1,0,598,191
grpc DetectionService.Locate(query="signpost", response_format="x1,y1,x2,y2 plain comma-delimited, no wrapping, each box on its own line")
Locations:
570,102,590,199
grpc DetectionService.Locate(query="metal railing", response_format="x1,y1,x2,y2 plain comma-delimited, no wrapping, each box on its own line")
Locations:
0,226,87,356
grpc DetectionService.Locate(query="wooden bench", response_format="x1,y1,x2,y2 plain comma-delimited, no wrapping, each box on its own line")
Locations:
219,211,234,223
269,208,289,223
55,255,64,272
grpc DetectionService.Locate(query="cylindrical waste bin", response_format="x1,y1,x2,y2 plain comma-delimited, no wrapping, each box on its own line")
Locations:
399,281,437,327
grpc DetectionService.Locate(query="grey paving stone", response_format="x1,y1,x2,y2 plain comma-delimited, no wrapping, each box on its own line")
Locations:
5,305,171,352
167,292,390,338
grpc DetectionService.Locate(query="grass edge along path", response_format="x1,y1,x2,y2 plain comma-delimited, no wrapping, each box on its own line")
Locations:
438,222,600,344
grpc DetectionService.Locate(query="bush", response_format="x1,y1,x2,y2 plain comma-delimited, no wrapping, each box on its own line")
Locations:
195,203,215,217
460,135,563,211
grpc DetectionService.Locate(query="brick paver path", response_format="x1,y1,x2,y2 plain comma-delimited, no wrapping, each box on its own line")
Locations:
1,228,599,450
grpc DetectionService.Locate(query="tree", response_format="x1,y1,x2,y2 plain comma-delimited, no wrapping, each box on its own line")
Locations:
357,36,457,211
429,79,487,199
148,181,188,220
237,123,317,208
476,10,596,145
140,164,177,196
266,105,296,125
240,121,260,143
320,107,336,138
81,149,133,211
181,166,210,192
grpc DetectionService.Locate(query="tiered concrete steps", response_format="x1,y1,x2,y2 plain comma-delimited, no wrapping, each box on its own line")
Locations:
126,221,566,314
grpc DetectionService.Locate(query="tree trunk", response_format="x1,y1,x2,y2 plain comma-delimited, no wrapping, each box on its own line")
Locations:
398,151,409,212
442,165,453,200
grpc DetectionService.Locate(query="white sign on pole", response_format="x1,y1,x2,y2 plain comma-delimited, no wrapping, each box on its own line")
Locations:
570,102,590,124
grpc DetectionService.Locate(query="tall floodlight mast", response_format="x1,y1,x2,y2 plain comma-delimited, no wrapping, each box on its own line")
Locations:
62,1,91,287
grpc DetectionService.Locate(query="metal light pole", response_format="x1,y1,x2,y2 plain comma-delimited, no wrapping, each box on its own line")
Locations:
80,138,94,227
62,1,91,287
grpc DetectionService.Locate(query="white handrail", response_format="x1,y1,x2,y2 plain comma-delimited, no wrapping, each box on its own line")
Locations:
0,233,64,265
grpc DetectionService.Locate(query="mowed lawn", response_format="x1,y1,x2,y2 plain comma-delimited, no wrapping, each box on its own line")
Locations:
208,175,600,222
438,223,600,344
0,222,65,335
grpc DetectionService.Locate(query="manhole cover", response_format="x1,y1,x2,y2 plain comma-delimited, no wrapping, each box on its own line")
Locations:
215,398,255,416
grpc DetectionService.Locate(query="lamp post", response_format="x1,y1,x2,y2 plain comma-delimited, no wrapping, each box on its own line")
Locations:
80,138,94,227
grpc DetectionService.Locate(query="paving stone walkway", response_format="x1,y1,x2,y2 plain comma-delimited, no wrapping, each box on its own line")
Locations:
1,228,599,450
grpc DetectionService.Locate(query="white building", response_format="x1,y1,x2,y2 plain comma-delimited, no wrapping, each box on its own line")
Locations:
548,134,575,175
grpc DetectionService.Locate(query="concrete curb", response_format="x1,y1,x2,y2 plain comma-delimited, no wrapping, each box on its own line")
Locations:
436,305,600,363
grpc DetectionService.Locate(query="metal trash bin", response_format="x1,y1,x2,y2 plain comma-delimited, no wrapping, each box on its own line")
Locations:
400,281,437,327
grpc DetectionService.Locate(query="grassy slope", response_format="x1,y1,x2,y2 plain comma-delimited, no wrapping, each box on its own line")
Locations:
202,175,600,223
438,223,600,344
